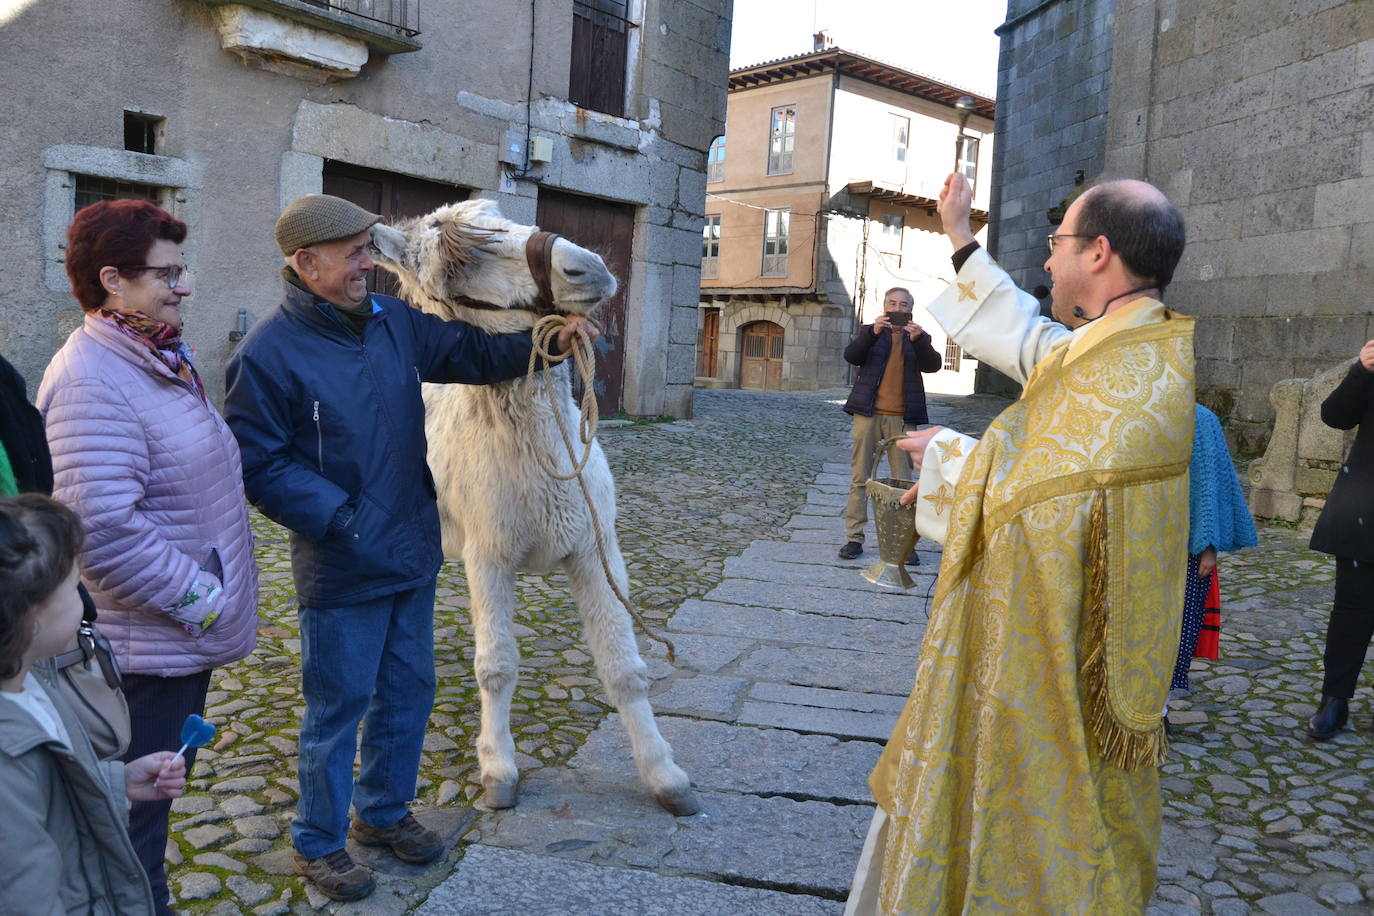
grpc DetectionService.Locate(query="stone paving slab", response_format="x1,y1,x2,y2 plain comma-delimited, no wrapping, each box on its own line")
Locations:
649,673,751,719
734,644,917,696
724,555,913,591
749,682,907,715
703,578,932,622
784,513,848,529
667,599,926,654
418,844,842,916
739,701,899,741
569,717,880,802
743,539,942,567
472,770,869,896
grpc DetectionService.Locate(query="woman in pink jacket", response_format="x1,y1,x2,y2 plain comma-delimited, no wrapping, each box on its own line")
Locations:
37,199,258,915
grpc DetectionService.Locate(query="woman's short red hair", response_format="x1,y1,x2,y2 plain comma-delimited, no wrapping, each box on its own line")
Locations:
65,199,187,311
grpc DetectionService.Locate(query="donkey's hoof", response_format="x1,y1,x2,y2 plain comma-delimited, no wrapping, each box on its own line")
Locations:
483,781,519,809
654,787,701,817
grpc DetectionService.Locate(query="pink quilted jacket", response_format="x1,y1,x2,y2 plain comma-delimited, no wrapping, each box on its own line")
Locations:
37,316,258,676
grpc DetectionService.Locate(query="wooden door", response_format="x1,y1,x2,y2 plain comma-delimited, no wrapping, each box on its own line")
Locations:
740,321,784,391
697,308,720,377
536,189,635,415
323,161,469,299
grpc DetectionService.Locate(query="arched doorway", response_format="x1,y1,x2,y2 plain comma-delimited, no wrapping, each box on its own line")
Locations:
740,321,784,391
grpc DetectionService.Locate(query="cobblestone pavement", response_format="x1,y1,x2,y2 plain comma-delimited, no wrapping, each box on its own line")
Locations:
162,387,1366,915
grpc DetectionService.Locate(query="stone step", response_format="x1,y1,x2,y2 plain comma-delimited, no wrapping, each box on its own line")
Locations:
740,700,898,742
668,599,926,654
469,769,870,898
744,539,942,567
733,644,917,696
723,556,907,591
703,578,933,623
418,843,843,915
571,716,880,802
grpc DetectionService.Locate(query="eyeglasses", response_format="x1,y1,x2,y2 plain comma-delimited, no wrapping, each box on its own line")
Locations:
1046,233,1098,253
120,264,188,289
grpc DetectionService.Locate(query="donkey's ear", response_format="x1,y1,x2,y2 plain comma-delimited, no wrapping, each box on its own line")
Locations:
440,220,493,280
371,223,407,265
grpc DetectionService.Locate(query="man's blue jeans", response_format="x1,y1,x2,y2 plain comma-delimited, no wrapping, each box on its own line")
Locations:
291,581,437,859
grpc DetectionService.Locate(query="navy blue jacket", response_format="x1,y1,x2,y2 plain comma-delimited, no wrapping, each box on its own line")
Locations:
842,326,942,426
224,282,538,608
1310,360,1374,563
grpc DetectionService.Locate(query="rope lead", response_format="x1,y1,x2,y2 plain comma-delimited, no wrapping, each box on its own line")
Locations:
523,315,678,663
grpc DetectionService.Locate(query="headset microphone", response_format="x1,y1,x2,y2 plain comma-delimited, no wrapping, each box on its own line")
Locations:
1071,284,1157,325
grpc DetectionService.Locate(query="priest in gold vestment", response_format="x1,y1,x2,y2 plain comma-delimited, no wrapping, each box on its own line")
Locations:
845,175,1195,915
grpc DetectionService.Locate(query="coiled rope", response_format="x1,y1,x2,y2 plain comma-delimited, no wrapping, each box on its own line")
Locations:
524,315,677,662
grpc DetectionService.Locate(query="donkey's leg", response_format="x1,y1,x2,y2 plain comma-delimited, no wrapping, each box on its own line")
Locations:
564,543,699,816
465,555,522,809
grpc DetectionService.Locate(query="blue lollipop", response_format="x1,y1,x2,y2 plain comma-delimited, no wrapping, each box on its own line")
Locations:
161,714,217,775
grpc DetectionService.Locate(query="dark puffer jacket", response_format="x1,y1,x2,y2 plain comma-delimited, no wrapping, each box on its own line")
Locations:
224,282,539,609
1310,360,1374,563
842,326,943,426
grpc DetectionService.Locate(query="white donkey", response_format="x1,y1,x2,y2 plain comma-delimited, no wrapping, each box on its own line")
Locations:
370,199,699,816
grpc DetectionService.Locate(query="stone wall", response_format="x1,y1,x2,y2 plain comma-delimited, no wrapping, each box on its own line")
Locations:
984,0,1117,396
1104,0,1373,455
0,0,731,420
705,300,850,391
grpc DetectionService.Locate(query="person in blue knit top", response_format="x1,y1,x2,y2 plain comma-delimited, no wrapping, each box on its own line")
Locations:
1170,404,1259,692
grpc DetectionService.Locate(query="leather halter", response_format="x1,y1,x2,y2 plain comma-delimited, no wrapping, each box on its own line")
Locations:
451,230,562,314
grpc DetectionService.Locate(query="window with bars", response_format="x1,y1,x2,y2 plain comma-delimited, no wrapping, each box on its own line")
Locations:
957,135,980,188
707,134,725,183
767,106,795,175
761,208,789,278
944,340,963,373
73,175,165,211
569,0,634,118
701,215,721,279
891,115,909,164
123,111,162,155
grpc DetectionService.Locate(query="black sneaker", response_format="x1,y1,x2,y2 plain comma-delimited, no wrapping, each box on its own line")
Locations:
838,541,863,560
292,849,375,901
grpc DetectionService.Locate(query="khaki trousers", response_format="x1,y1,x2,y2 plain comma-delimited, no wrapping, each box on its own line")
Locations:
844,413,912,543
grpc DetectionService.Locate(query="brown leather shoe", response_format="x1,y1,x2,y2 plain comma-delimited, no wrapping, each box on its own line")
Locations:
292,849,375,901
351,812,444,864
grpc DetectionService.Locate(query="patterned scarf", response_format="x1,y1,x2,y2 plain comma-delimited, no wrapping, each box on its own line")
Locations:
95,306,206,404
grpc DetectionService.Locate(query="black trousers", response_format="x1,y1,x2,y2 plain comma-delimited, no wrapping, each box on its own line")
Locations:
1321,558,1374,698
121,669,214,916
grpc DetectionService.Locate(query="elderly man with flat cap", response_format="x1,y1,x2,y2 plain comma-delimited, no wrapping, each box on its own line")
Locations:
224,195,595,901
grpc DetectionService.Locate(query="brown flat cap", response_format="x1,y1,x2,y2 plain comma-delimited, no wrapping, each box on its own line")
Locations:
275,194,381,256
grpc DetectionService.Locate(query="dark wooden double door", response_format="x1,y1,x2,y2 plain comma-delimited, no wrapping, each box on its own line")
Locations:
324,164,634,414
322,161,470,300
536,190,634,416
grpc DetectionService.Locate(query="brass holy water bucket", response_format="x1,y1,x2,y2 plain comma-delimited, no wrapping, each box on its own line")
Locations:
862,435,920,590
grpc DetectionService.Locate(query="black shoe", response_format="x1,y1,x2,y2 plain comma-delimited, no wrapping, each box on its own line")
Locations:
906,549,921,567
838,541,863,560
1162,714,1174,737
1307,695,1348,741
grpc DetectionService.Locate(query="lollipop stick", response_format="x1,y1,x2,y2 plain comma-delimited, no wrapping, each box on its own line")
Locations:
159,743,192,780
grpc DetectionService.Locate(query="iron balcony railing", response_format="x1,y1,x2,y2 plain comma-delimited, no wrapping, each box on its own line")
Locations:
304,0,419,36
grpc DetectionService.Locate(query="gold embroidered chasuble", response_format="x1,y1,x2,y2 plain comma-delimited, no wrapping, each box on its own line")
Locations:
868,301,1195,914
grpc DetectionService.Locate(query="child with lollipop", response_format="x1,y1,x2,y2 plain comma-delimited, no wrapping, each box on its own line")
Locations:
0,493,187,913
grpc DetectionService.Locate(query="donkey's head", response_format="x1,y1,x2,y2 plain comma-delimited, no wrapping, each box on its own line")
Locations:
370,198,617,332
